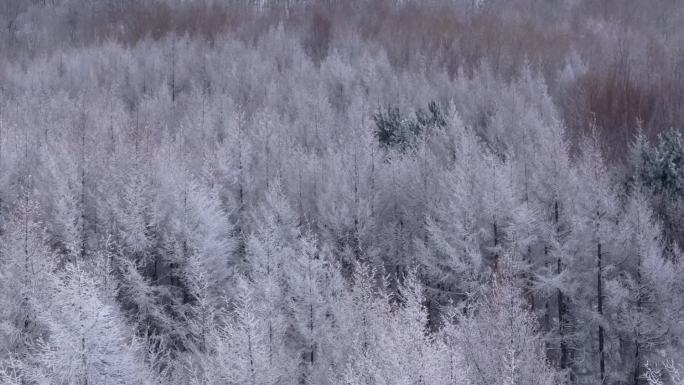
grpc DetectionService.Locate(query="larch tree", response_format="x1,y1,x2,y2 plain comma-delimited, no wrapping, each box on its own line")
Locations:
611,189,674,384
215,278,289,385
572,134,621,383
32,262,152,385
0,188,56,371
447,255,564,385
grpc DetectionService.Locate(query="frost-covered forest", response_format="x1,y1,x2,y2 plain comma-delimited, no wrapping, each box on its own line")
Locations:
1,1,684,384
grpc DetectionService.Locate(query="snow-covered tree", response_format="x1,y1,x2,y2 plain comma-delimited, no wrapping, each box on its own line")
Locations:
0,188,56,366
447,258,564,385
610,189,675,383
33,262,151,385
215,279,288,385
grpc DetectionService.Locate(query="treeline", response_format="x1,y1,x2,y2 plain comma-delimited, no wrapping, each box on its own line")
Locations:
0,1,684,385
3,0,684,157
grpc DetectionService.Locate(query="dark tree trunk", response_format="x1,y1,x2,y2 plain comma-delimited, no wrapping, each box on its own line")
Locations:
80,111,87,260
555,201,568,370
493,219,499,276
633,340,639,385
598,241,605,382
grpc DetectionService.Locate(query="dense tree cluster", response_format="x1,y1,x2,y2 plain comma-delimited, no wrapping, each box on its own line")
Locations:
1,1,684,385
373,101,446,150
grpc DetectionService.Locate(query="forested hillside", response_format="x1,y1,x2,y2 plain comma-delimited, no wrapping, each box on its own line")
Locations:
1,1,684,384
